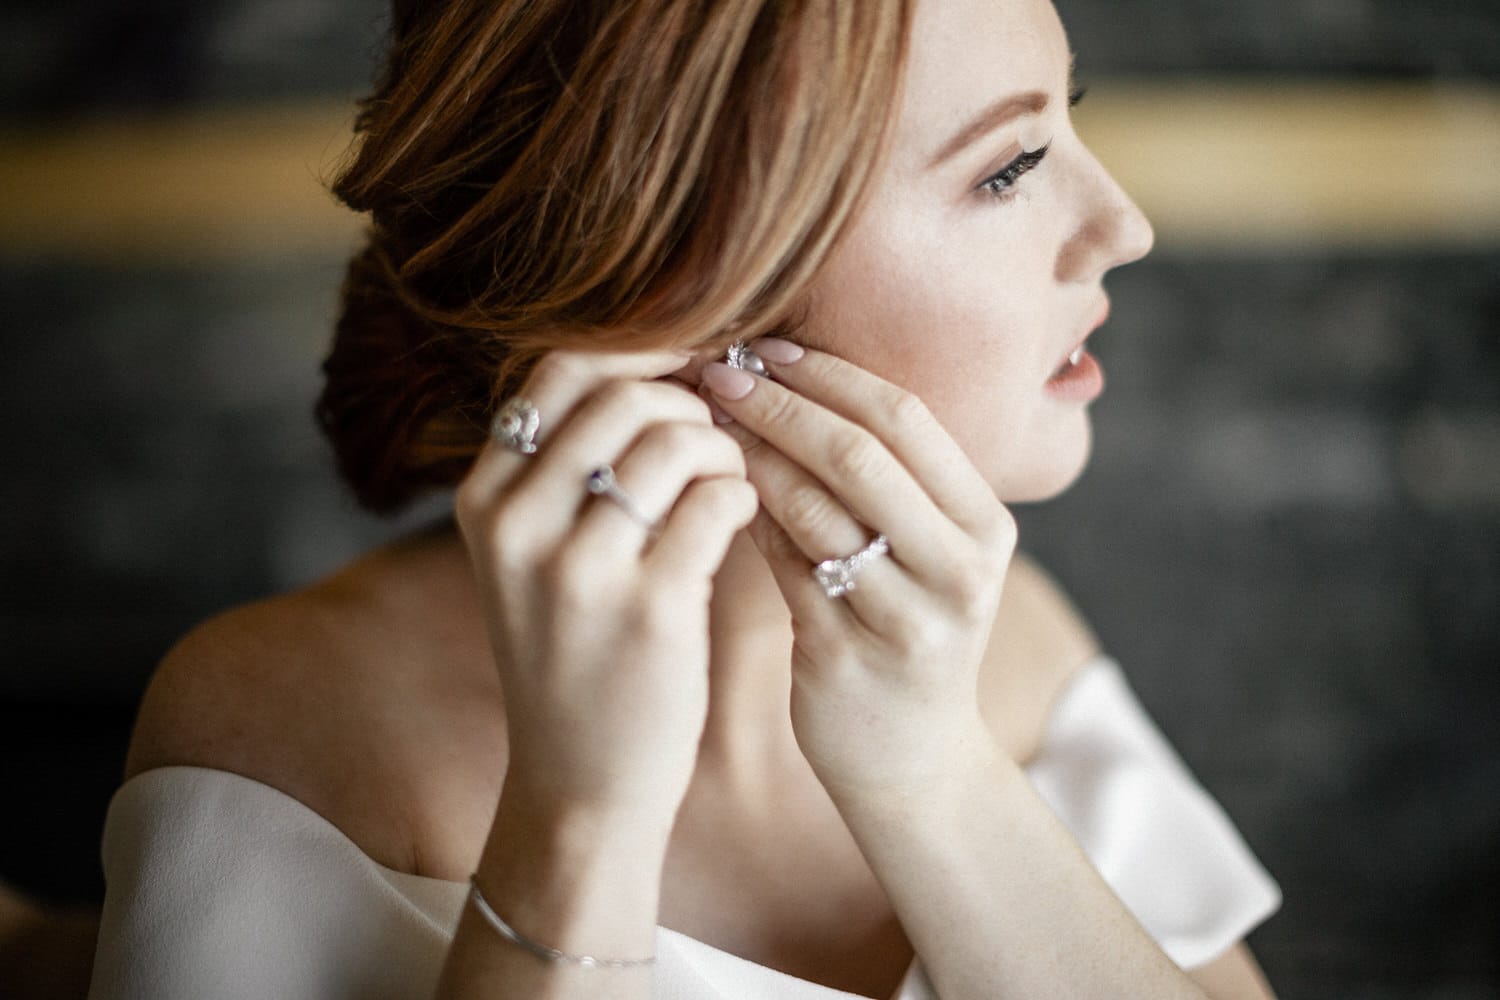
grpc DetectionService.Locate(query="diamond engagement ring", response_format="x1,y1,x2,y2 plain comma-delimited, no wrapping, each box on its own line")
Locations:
812,534,890,598
586,465,657,532
491,397,540,454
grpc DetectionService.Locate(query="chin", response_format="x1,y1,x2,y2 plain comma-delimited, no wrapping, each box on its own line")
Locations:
994,420,1094,505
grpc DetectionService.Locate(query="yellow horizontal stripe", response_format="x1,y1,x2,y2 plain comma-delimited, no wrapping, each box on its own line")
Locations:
1,80,1496,261
1076,80,1500,250
0,104,363,261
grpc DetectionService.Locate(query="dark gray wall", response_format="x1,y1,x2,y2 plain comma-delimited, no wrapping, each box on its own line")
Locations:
1,4,1497,999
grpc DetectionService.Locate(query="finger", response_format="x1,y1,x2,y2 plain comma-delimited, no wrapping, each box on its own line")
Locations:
463,349,692,498
746,341,998,533
745,506,848,627
646,476,760,582
742,430,870,561
573,422,747,558
702,361,969,581
503,381,714,543
523,349,696,424
697,382,761,446
461,380,713,565
744,456,926,632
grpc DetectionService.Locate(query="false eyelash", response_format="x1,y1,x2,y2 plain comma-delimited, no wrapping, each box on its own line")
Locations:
978,143,1050,201
1069,86,1088,108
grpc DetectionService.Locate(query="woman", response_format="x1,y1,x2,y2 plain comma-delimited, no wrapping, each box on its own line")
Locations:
89,0,1282,997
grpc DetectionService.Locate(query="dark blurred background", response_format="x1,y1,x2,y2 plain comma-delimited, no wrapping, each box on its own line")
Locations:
1,2,1497,998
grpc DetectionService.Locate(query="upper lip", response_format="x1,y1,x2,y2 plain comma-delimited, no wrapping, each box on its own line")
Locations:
1053,297,1111,374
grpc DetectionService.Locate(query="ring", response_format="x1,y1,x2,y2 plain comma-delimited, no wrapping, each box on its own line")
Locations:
725,340,767,377
491,397,540,454
586,465,657,532
812,534,890,598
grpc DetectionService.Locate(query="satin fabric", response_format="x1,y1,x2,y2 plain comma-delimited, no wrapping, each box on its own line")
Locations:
88,656,1280,999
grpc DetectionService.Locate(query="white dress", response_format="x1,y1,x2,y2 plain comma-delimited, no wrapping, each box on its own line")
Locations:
88,656,1281,999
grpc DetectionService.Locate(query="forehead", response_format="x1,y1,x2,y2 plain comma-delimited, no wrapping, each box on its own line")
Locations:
885,0,1069,173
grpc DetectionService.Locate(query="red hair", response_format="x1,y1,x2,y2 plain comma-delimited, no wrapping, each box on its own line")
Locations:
318,0,912,513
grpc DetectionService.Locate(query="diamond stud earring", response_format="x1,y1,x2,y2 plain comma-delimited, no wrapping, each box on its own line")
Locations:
724,341,767,377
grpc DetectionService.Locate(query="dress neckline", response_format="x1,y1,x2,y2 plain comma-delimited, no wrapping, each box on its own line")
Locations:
114,765,925,999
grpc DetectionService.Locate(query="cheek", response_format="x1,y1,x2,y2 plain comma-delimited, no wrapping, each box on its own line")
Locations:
801,202,1082,498
806,226,1043,429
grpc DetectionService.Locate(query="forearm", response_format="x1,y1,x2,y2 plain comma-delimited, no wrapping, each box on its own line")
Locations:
826,725,1208,1000
435,793,670,1000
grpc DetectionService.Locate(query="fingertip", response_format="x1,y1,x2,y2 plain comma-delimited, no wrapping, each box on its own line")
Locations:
702,362,757,401
735,479,762,526
696,383,736,425
747,337,804,365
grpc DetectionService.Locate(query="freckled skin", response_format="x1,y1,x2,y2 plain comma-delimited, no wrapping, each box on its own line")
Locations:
800,0,1153,503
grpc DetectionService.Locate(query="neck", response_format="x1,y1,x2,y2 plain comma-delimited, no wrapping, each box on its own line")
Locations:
698,530,804,780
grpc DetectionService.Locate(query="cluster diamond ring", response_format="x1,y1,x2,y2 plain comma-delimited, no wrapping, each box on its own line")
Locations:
491,397,540,454
813,534,890,598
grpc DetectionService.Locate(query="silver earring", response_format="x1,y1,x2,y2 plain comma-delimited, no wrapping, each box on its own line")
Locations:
725,340,767,377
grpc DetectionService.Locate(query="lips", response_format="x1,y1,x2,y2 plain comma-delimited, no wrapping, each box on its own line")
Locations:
1051,343,1087,380
1050,298,1110,378
1042,296,1111,403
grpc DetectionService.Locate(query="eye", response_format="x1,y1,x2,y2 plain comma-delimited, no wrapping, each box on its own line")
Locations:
978,143,1050,201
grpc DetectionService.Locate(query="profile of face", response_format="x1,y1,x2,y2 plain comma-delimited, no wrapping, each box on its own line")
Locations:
797,0,1154,503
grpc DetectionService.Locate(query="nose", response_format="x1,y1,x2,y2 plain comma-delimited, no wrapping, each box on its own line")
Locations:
1055,146,1155,283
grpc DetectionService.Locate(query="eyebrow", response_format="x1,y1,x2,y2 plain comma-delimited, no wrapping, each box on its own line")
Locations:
927,56,1079,172
927,91,1049,170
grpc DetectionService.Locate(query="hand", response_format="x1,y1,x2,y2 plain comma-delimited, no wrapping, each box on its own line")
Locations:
701,340,1016,796
456,350,758,831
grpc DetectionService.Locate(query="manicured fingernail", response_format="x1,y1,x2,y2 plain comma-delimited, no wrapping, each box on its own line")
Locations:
702,362,756,401
750,337,804,364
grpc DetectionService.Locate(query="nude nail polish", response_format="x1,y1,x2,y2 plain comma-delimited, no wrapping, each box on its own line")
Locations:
749,337,804,364
702,362,756,400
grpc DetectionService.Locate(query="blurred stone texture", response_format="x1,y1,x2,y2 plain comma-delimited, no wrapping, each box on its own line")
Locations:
1019,253,1500,996
1,2,1497,998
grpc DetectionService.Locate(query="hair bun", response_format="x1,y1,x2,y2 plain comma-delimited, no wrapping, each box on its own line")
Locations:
315,236,491,515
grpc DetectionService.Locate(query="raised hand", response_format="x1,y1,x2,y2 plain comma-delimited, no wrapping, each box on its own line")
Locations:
456,349,758,829
701,339,1017,797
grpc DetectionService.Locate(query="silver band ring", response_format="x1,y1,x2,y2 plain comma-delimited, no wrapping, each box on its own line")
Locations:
491,397,541,454
586,465,657,532
813,534,890,598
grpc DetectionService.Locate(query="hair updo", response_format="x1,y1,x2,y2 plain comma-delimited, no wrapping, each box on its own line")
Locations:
317,0,912,514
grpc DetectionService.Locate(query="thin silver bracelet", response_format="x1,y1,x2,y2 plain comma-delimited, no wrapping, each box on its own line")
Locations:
467,876,656,969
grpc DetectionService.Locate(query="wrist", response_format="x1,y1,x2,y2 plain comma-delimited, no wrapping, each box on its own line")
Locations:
483,777,676,881
473,789,672,965
497,759,683,841
808,710,1003,807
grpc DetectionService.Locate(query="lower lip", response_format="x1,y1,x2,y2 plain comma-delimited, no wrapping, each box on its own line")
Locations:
1045,349,1105,402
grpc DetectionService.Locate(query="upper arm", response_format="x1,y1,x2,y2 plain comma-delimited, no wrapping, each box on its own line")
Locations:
125,599,291,782
1188,942,1279,999
123,593,426,874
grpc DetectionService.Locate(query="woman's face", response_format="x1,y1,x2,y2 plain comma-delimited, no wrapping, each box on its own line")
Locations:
799,0,1153,503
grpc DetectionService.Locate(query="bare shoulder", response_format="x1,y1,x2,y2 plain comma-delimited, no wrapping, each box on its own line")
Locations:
979,550,1103,763
124,527,504,877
